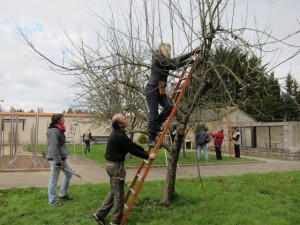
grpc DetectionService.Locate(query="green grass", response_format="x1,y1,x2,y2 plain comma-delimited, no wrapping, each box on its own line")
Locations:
1,171,299,225
31,144,256,167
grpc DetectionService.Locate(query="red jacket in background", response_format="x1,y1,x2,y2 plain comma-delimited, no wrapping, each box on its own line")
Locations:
210,130,224,147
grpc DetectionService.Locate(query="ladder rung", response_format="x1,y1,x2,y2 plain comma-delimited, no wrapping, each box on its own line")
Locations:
130,188,136,195
175,89,182,93
143,159,149,164
179,77,187,81
124,203,128,210
137,173,143,180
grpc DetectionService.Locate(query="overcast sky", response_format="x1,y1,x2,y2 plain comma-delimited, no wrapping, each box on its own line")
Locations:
0,0,299,113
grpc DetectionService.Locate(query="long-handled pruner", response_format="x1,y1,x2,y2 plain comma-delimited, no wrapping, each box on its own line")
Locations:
64,167,82,178
57,166,82,178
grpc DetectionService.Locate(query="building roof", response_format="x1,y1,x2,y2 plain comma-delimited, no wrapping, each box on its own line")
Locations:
0,112,92,117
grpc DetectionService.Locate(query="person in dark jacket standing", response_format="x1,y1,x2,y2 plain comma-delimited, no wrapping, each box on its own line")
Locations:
210,129,224,160
47,113,73,207
93,113,156,225
196,126,211,162
145,42,199,147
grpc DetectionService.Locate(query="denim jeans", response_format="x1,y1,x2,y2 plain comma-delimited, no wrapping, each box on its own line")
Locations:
48,160,73,204
84,140,91,152
197,144,209,161
145,84,173,136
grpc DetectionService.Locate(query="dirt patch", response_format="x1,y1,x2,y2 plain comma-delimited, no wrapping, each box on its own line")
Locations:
0,154,50,172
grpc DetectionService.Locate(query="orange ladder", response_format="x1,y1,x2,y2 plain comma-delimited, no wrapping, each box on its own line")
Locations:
120,56,201,225
225,107,234,157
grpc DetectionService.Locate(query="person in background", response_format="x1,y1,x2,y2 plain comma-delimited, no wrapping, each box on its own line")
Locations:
83,129,93,153
196,125,211,162
93,113,156,225
232,127,241,158
210,128,224,160
145,42,200,147
47,113,73,207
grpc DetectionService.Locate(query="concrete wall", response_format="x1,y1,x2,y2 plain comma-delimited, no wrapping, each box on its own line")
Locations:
241,122,300,151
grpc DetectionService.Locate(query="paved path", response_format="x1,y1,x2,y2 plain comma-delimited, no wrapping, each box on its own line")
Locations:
1,154,300,190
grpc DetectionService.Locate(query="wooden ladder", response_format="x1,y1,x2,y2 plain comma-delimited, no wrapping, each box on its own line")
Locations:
225,107,234,157
120,56,201,225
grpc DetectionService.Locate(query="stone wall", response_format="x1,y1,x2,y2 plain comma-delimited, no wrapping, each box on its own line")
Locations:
222,147,300,161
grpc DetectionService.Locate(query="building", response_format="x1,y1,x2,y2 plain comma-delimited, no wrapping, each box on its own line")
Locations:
186,108,300,160
1,109,299,160
0,112,109,147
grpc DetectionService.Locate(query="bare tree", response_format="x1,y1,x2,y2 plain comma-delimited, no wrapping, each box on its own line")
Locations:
18,0,300,204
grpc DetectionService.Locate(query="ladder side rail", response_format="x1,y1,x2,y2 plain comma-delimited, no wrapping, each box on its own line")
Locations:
121,68,193,224
121,159,154,225
153,58,200,154
170,67,188,100
170,57,201,101
124,160,147,202
124,138,157,203
121,90,184,225
226,111,234,157
66,123,78,154
136,56,200,193
122,70,189,224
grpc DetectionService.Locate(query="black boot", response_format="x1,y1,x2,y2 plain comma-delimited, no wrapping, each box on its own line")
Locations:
147,133,157,147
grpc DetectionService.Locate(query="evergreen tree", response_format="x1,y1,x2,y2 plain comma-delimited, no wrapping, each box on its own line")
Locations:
285,73,294,94
66,107,74,113
283,73,300,121
292,80,300,104
282,93,300,121
207,46,283,121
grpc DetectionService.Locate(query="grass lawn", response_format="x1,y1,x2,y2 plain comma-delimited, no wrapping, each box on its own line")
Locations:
63,144,256,166
32,143,257,167
1,171,299,225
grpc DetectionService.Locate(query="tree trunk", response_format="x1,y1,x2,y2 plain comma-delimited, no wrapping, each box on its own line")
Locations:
161,81,213,204
161,128,185,204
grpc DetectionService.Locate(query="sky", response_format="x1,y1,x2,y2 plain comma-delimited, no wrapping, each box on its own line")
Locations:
0,0,299,113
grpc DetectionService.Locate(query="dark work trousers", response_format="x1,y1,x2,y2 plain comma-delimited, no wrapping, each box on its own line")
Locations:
234,144,240,158
215,146,222,160
95,161,126,224
145,84,173,137
84,140,90,152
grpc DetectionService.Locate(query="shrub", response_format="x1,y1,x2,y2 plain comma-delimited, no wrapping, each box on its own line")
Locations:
138,133,147,144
